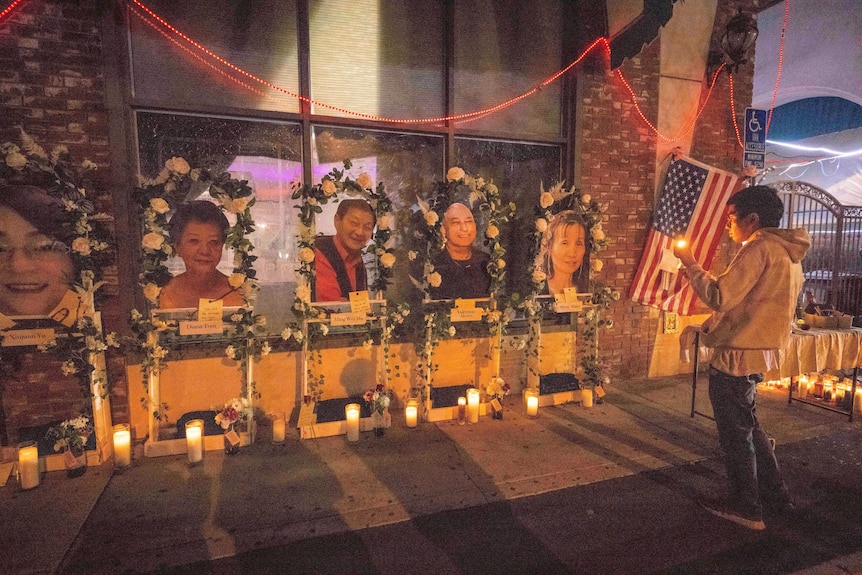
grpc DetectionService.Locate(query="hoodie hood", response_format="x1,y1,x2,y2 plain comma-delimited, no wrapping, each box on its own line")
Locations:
754,228,812,263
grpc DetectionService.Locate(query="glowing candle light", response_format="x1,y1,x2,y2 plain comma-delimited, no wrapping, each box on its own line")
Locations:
185,419,203,464
467,388,480,424
113,423,131,468
457,397,467,425
525,388,539,417
17,441,39,490
405,399,418,428
676,239,687,249
270,411,286,443
345,403,361,442
582,387,594,408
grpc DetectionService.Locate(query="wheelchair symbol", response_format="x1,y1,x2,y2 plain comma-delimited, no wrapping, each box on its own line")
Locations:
748,114,762,133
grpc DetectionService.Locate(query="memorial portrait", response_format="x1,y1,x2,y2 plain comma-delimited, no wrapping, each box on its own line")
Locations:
538,209,590,296
428,201,491,301
312,198,376,303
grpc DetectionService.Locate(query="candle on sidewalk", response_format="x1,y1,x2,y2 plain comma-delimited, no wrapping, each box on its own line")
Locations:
457,397,467,425
524,388,539,417
17,441,40,490
405,399,418,428
345,403,360,442
185,419,204,464
113,423,131,468
270,411,286,443
467,388,480,424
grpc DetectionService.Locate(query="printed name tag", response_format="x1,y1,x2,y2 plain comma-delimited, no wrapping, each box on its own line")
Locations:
179,321,224,336
451,307,485,322
330,312,368,326
0,328,55,347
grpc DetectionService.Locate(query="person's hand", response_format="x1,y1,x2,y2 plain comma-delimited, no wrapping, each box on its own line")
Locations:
672,240,697,268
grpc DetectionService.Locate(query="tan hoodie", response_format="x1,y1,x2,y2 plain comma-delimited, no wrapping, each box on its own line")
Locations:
685,227,812,351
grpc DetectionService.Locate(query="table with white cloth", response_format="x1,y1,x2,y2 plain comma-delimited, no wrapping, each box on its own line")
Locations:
683,326,861,422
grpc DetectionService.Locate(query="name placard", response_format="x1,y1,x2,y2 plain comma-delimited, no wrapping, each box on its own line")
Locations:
179,321,225,336
330,312,368,326
0,328,55,347
451,307,485,322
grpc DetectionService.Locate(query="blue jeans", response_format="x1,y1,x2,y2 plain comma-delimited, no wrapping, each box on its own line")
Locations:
708,367,788,514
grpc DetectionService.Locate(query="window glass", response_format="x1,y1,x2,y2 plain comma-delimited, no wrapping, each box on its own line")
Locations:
454,0,563,137
309,0,444,120
455,138,562,297
129,0,300,113
136,112,303,328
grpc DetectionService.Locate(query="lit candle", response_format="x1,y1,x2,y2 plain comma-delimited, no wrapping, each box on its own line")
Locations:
525,388,539,418
17,441,39,490
855,388,862,415
405,399,418,428
676,239,687,249
113,423,131,468
185,419,203,464
345,403,361,442
582,387,594,408
467,388,480,424
270,411,286,443
457,396,467,425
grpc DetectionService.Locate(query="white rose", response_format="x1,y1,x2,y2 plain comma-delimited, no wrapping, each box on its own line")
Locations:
377,213,393,231
591,259,603,272
71,237,91,255
424,211,439,226
321,179,336,197
408,250,418,261
581,194,592,204
356,173,373,189
485,224,499,239
165,157,190,175
227,197,250,214
255,315,267,326
446,167,465,182
428,272,442,288
380,252,396,268
298,247,315,263
448,326,456,337
229,273,246,289
592,228,605,241
149,198,170,214
535,218,548,233
532,270,547,283
5,152,27,169
141,232,165,251
143,283,161,303
295,284,311,302
539,192,554,209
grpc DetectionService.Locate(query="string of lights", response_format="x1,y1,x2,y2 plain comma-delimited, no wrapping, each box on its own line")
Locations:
765,0,790,135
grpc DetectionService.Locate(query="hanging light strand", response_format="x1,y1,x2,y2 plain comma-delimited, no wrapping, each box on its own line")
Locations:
728,73,744,148
765,0,790,135
0,0,24,22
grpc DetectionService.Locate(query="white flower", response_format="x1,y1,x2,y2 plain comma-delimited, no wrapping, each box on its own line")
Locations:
61,361,78,376
356,173,373,189
131,309,143,321
261,341,272,356
227,197,250,214
408,250,418,261
539,192,554,209
448,326,456,337
149,198,170,214
295,284,311,302
281,328,294,340
377,213,393,230
225,345,237,360
581,194,592,204
81,159,97,170
143,283,161,303
321,179,337,197
5,151,27,169
428,272,442,288
363,338,373,350
532,269,547,283
424,211,439,226
141,232,165,251
380,252,396,268
320,324,329,336
446,167,465,182
298,247,315,263
165,157,190,175
106,333,120,348
229,273,246,289
71,237,91,255
485,224,499,239
255,315,267,326
592,228,605,241
591,259,603,272
535,218,548,233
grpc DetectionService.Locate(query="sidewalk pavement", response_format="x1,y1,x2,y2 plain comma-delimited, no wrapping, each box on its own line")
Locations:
2,374,860,574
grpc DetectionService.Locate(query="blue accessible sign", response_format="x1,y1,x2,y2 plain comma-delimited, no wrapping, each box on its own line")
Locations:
743,107,767,169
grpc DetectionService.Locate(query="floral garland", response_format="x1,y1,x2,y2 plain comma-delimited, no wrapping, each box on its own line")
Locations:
291,159,395,318
0,131,118,398
526,182,620,388
131,157,268,417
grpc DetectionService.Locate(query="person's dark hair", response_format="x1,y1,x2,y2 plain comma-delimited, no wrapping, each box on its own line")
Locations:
168,200,230,244
541,210,590,280
727,185,785,228
335,199,375,224
0,184,67,238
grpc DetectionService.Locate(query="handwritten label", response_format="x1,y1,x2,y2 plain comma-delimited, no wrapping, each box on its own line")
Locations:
179,321,224,336
330,312,368,326
349,291,371,315
198,298,224,322
297,402,317,427
451,307,485,322
0,328,55,347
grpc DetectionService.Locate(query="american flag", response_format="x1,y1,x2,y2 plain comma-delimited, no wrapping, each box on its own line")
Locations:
629,157,739,315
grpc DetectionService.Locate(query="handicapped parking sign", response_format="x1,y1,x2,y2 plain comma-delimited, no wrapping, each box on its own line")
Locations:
744,107,767,168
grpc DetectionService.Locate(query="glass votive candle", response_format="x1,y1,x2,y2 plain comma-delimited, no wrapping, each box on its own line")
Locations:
524,388,539,417
345,403,361,442
17,441,40,490
270,411,286,443
185,419,204,465
113,423,132,469
405,398,419,428
457,397,467,425
467,388,480,424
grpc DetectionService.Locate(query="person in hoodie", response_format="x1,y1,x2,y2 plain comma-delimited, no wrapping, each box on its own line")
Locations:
674,184,811,531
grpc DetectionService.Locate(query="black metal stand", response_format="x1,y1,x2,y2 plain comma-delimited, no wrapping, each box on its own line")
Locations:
690,331,714,421
787,366,857,423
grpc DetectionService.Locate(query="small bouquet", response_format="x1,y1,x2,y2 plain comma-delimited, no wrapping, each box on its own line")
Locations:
214,397,250,430
364,383,391,415
484,377,510,419
45,415,93,453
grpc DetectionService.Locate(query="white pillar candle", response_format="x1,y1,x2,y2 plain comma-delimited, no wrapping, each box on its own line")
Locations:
582,387,594,408
467,388,480,424
855,389,862,415
405,399,418,428
345,403,361,442
457,396,467,425
185,419,203,464
524,389,539,417
113,424,131,468
270,412,286,443
17,441,39,490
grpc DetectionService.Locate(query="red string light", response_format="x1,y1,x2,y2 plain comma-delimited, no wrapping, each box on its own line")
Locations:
0,0,24,22
765,0,790,135
728,73,744,148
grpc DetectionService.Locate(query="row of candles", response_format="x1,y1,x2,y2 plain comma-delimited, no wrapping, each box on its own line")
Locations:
760,374,862,413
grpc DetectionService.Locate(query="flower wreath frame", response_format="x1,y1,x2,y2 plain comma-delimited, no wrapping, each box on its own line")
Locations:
525,182,620,389
0,131,119,399
132,157,268,418
286,159,398,402
408,167,515,406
